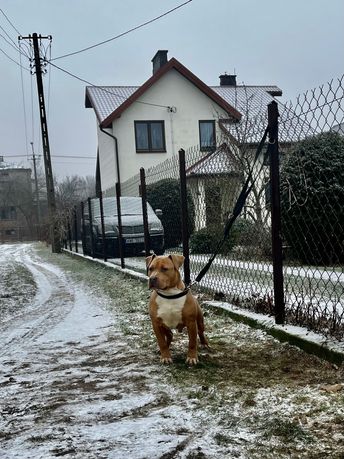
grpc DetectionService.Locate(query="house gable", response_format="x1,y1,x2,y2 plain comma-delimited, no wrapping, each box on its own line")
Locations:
88,58,242,128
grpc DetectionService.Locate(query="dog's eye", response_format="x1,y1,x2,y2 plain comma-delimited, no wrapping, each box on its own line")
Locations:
161,267,169,272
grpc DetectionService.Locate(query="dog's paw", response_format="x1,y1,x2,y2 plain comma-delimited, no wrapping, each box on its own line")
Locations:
160,356,173,364
186,356,198,365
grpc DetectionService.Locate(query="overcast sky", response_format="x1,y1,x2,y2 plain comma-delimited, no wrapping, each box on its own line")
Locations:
0,0,343,180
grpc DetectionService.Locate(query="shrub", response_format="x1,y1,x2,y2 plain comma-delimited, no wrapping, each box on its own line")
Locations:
146,178,195,249
280,131,344,265
190,218,258,255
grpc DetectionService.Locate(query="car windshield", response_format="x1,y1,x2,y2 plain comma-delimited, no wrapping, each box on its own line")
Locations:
101,197,156,218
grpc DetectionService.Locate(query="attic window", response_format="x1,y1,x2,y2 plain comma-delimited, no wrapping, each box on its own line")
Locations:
135,121,166,153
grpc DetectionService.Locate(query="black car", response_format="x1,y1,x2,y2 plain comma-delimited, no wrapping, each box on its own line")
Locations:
82,196,164,257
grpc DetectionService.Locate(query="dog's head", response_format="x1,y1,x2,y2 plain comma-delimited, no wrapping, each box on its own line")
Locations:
146,254,185,290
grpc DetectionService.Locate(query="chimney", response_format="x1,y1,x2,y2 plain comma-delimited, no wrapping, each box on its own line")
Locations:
219,74,237,87
152,50,168,74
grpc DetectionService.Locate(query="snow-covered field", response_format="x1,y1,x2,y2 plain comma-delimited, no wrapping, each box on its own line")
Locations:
0,243,344,458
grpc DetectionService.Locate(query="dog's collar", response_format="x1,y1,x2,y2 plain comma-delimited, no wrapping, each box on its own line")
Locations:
156,287,190,300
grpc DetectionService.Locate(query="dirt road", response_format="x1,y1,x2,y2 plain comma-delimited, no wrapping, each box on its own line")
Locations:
0,243,343,458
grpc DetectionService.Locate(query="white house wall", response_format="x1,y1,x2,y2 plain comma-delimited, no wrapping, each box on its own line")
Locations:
97,124,117,196
98,68,229,194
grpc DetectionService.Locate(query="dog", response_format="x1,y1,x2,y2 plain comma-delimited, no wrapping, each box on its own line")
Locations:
146,253,208,365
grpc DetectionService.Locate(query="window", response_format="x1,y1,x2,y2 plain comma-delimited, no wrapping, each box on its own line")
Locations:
199,120,216,151
0,206,17,220
135,121,166,152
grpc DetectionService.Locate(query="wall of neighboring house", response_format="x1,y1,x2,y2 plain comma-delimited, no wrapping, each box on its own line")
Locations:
0,167,34,242
98,68,229,195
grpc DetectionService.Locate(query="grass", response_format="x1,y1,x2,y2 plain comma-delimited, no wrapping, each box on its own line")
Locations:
31,244,344,458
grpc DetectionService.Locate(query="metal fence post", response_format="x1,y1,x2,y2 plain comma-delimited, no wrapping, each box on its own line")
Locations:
115,182,125,269
81,201,86,254
73,206,78,253
178,148,191,285
140,168,150,257
88,197,96,258
99,192,107,262
268,101,285,325
67,214,72,251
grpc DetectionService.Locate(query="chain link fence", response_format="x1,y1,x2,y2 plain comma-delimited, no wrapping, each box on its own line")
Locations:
278,76,344,339
65,75,344,341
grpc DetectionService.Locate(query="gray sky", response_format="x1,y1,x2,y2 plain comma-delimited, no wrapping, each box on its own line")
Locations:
1,0,343,180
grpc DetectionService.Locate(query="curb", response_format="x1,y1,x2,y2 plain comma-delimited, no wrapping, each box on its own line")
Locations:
203,301,344,366
63,249,344,366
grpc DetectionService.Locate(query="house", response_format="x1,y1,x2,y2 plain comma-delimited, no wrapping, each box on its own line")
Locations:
85,50,282,227
0,157,35,242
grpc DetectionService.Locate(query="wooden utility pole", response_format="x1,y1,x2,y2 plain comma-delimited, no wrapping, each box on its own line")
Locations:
19,33,60,252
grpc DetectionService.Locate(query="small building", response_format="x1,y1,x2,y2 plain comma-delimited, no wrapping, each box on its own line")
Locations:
0,158,35,242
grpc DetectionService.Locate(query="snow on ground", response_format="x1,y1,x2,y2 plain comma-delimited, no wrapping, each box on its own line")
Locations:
1,243,344,458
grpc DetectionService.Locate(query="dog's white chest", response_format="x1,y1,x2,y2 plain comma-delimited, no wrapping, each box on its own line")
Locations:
156,293,186,329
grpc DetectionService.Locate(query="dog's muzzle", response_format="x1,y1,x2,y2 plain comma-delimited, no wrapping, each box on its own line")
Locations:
149,276,159,289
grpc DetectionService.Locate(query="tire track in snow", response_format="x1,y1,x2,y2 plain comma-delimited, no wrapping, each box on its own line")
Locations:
0,245,75,353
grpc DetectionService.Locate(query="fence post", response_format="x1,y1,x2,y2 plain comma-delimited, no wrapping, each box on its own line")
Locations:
88,197,96,258
80,201,86,254
140,168,150,257
115,182,125,269
178,148,191,285
73,206,78,253
268,101,285,325
99,192,107,262
67,214,72,251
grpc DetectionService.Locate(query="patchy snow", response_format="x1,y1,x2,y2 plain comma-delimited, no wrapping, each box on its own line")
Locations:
1,243,344,458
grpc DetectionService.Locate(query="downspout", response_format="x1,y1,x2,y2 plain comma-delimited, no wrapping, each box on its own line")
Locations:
99,126,121,195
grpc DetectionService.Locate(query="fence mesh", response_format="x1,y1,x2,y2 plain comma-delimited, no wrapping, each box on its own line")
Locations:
278,76,344,339
71,75,344,341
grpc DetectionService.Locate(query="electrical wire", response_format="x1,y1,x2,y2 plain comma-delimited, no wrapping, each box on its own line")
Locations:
0,8,21,35
0,45,29,70
51,0,192,61
47,60,170,109
5,154,96,159
19,42,29,158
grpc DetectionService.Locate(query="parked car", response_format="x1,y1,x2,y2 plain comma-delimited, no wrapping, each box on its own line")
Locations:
82,196,164,257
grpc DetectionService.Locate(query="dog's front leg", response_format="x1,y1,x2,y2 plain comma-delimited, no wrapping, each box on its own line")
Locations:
186,321,198,365
152,322,172,364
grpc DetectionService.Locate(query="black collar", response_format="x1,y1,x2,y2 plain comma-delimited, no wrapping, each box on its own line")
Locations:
156,287,189,300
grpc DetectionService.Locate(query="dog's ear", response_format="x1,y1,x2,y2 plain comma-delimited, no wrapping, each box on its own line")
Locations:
168,254,185,269
146,253,156,268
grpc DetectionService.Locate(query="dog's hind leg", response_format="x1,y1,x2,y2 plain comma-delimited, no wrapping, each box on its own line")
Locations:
197,310,209,347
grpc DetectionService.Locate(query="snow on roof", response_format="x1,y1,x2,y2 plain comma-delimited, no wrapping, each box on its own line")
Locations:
186,145,240,177
85,84,281,126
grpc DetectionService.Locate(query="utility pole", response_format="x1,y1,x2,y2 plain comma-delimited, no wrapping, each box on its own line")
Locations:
30,141,41,236
19,33,60,253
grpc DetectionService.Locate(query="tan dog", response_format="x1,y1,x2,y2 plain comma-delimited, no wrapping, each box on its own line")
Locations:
146,254,208,365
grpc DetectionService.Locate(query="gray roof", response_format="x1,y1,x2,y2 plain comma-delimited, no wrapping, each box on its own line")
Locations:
85,86,138,123
85,84,281,125
186,146,240,177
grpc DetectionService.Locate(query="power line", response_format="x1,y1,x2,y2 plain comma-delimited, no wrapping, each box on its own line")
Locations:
0,45,29,70
5,154,96,159
47,60,170,109
0,23,18,48
0,31,20,53
0,8,21,35
51,0,192,61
